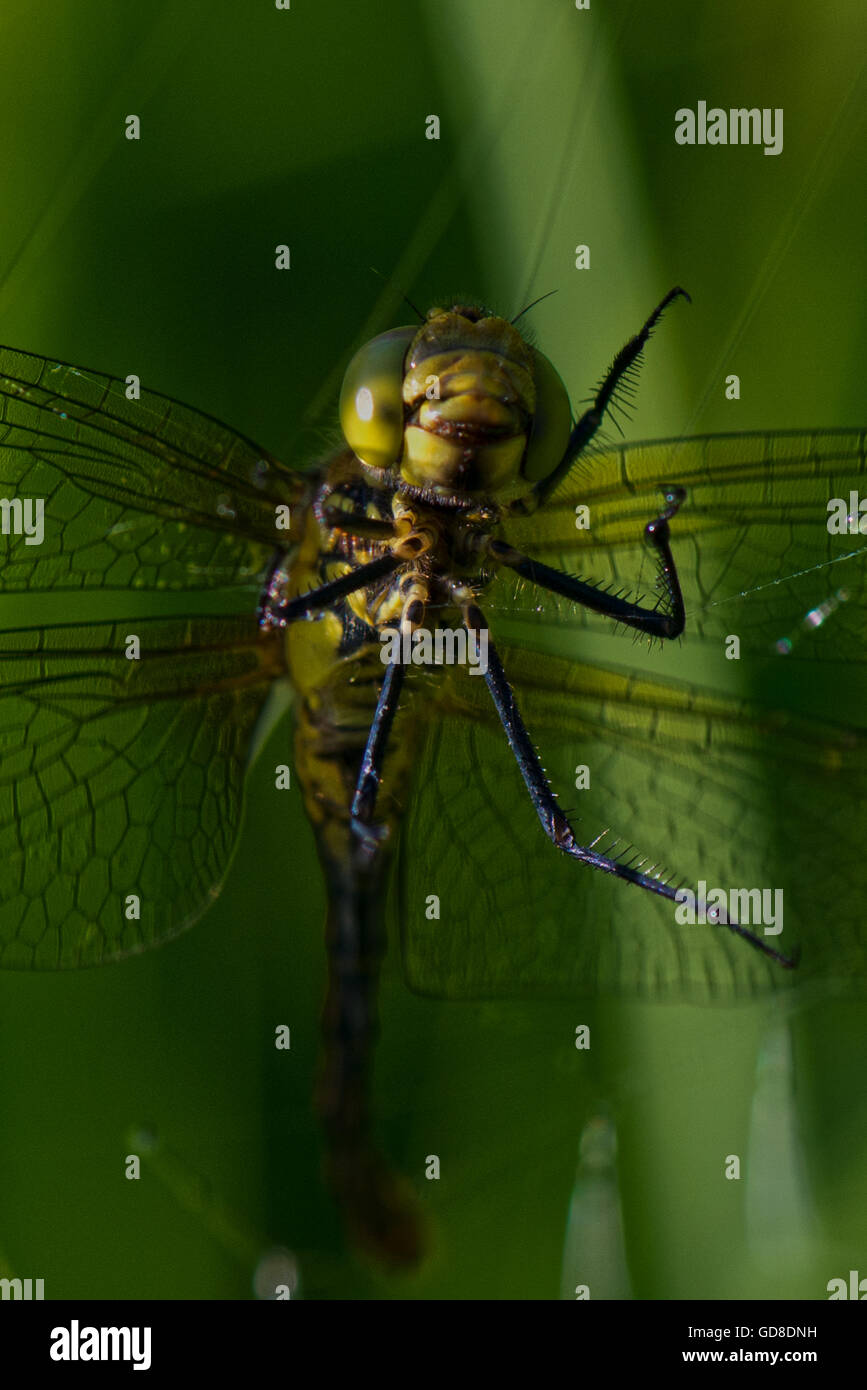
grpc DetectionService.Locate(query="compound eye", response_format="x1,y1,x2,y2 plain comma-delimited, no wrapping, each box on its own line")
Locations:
521,348,572,483
338,326,416,469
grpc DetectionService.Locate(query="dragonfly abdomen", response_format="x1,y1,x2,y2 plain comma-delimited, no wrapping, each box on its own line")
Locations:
314,841,425,1267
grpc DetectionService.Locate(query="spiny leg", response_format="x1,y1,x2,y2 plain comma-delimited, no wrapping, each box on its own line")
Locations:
455,595,796,969
260,505,437,629
317,508,400,541
489,486,686,639
350,573,428,844
260,551,401,627
349,659,406,848
311,476,401,538
531,286,690,507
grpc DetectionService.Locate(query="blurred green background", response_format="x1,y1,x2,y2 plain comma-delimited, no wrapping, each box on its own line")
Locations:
0,0,864,1299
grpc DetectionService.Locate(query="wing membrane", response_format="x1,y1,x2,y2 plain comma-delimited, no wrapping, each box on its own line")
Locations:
498,430,867,660
0,346,308,592
396,644,867,1001
0,614,286,969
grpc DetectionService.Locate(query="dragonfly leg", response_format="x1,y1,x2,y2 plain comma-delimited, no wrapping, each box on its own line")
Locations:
317,507,399,542
531,286,691,506
312,476,399,540
350,576,427,846
259,552,401,627
459,598,796,969
260,510,434,630
349,659,407,851
489,486,686,638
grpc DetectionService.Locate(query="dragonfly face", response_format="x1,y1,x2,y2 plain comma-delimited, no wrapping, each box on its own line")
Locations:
339,304,572,495
0,291,865,1267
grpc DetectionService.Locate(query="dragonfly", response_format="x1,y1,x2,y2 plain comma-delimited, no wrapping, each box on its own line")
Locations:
0,291,865,1267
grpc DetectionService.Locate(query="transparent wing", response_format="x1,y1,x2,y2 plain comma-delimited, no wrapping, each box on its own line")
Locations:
497,430,867,660
0,614,286,969
0,345,309,592
395,644,867,1002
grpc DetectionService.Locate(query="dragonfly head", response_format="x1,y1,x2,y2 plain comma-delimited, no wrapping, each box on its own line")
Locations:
339,305,572,498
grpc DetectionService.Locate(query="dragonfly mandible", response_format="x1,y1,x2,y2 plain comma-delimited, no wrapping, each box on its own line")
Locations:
0,292,865,1265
